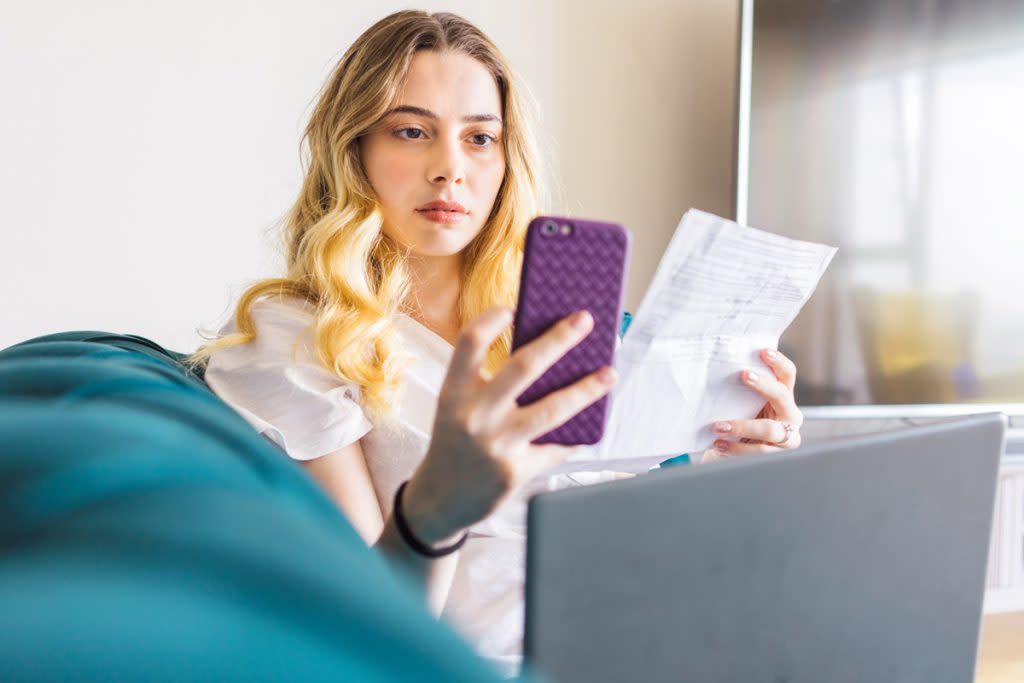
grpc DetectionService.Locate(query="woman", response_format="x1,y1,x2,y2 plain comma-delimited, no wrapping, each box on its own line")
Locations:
189,10,803,674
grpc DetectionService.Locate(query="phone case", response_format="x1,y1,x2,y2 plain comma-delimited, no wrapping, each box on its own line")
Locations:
511,216,631,445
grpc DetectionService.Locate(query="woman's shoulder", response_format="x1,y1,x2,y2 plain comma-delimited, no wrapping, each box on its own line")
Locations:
204,294,372,460
209,295,322,371
248,295,318,331
205,293,367,413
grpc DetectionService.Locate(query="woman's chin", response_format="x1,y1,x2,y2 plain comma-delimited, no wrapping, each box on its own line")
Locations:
398,229,480,259
411,239,472,258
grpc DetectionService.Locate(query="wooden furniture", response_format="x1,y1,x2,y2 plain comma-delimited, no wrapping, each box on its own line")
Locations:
976,612,1024,682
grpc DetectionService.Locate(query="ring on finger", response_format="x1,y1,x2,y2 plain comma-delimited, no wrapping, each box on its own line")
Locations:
770,421,796,447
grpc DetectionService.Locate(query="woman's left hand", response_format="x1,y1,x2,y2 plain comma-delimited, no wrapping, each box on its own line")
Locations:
707,349,803,458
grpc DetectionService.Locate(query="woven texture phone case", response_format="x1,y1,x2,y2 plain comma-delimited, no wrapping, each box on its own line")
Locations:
512,217,631,445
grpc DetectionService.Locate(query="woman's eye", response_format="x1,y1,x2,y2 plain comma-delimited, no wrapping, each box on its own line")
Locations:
470,133,497,147
396,127,425,140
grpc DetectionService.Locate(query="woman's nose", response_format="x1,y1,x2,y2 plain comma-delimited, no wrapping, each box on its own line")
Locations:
428,139,465,186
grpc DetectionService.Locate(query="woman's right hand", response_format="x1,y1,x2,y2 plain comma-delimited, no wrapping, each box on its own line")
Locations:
401,306,616,545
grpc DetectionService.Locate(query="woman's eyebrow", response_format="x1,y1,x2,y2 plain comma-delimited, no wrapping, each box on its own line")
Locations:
383,105,502,125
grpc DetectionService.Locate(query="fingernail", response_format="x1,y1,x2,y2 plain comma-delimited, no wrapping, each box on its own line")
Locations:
765,349,777,360
715,440,730,453
712,421,732,433
597,366,616,385
571,310,593,331
745,370,759,384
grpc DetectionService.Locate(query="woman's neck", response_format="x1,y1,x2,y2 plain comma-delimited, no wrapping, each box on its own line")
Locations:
404,253,463,345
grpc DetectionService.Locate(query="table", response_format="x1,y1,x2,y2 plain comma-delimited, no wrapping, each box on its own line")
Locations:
976,612,1024,682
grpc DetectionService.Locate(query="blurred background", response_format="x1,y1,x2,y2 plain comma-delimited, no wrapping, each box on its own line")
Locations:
2,0,1023,409
744,0,1024,407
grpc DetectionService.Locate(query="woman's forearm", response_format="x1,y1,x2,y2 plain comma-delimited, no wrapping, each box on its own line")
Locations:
301,445,460,613
375,515,460,615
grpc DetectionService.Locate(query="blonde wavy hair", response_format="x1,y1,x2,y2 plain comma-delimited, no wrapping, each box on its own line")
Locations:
186,10,542,414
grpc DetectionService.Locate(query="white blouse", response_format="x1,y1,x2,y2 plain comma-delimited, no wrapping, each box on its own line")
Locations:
204,296,567,674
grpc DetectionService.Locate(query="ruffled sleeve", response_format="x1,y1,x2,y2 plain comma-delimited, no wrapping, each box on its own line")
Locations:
203,297,373,461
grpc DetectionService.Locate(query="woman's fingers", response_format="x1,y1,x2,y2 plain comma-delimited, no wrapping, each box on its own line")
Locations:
708,357,804,457
514,443,575,481
761,348,797,391
446,307,513,392
710,439,785,457
512,366,616,441
712,417,803,449
712,418,784,444
485,310,594,405
741,368,801,424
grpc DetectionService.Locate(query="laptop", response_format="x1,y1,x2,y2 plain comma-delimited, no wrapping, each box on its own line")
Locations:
524,413,1006,683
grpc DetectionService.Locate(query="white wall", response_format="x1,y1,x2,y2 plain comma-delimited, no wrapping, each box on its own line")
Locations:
0,0,739,351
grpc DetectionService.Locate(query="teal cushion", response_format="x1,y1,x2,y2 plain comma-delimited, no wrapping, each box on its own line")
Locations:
0,332,514,682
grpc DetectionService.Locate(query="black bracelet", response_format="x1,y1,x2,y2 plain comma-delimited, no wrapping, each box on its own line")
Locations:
392,481,468,558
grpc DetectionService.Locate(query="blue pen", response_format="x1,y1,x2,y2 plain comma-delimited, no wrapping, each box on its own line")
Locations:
652,452,691,470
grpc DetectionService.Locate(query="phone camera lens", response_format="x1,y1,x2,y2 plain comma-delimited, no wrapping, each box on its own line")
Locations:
542,221,559,236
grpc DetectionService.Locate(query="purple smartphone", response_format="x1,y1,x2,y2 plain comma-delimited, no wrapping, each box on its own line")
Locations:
511,216,631,445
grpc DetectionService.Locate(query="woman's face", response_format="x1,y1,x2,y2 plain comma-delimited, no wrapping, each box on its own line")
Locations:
360,50,506,258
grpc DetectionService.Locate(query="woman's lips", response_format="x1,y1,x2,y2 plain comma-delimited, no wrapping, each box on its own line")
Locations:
415,200,469,225
416,209,468,224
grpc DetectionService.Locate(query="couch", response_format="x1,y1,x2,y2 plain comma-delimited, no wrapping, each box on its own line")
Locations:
0,331,523,681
